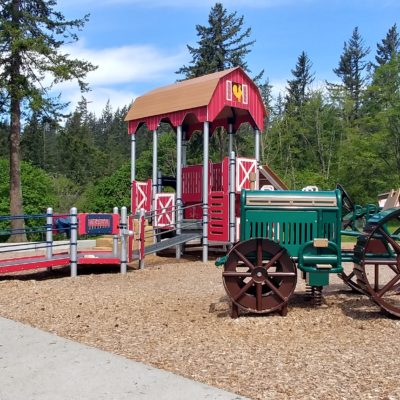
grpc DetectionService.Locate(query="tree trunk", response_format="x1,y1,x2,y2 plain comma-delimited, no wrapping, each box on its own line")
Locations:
9,95,26,242
8,0,26,243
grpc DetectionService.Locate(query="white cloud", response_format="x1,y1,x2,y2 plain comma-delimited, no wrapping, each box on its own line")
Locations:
61,87,137,116
50,41,187,115
62,42,186,86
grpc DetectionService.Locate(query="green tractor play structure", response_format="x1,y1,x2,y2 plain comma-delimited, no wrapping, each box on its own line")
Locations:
217,185,400,318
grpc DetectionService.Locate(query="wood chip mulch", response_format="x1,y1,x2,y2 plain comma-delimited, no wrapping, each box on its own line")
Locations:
1,254,399,400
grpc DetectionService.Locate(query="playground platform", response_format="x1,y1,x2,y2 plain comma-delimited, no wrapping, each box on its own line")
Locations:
0,317,247,400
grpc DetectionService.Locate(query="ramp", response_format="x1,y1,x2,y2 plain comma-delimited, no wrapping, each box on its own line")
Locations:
259,164,288,190
132,232,202,260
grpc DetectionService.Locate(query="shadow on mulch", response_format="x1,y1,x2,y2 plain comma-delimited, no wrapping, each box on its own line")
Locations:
207,288,395,321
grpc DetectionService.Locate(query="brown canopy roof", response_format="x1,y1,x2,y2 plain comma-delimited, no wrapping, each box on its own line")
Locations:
124,68,237,122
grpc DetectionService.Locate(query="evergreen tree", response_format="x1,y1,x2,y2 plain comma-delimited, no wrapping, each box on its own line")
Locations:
0,120,9,157
286,51,315,108
0,0,96,241
57,99,107,186
333,27,370,120
176,2,255,79
362,54,400,175
375,24,400,66
95,100,113,149
105,105,131,170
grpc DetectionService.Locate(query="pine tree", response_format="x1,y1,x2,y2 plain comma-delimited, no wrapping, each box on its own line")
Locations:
58,99,107,186
0,120,9,157
375,24,400,66
333,27,370,120
0,0,96,241
286,51,315,108
176,2,255,79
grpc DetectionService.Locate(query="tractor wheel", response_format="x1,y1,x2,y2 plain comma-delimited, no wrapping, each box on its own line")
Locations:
353,209,400,317
222,238,297,318
339,267,365,294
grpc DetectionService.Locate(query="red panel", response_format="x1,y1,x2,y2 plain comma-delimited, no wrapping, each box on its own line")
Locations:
236,158,258,193
0,256,70,274
77,213,119,236
182,164,203,203
211,162,222,191
131,179,152,214
184,203,202,219
128,106,208,134
208,191,229,242
154,193,175,228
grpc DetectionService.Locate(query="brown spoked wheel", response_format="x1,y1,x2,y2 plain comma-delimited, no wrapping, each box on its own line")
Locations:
339,266,365,294
222,238,297,318
353,209,400,317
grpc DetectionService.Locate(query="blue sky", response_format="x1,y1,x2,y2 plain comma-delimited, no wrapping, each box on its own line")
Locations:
58,0,399,115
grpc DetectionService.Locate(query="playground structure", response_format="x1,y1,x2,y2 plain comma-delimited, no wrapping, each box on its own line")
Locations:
0,207,133,276
3,65,400,321
216,185,400,319
126,67,289,264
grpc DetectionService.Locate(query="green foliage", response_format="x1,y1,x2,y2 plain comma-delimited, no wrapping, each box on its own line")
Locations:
51,175,82,212
0,158,56,214
78,163,131,212
0,120,8,157
375,24,400,67
0,158,56,242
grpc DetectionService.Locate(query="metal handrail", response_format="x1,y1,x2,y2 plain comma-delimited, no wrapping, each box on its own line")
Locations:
143,202,203,219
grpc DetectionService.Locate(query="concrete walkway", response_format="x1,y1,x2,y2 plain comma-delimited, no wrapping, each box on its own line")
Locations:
0,317,246,400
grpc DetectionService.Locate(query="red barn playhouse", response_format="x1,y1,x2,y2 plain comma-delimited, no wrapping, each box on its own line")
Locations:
125,67,287,263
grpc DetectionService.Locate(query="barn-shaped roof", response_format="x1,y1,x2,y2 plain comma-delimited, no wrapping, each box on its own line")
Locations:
125,67,267,136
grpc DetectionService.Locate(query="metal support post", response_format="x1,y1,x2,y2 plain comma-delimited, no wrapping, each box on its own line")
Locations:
70,207,78,277
203,121,209,263
255,128,260,188
152,128,158,215
228,123,234,156
131,134,136,217
229,151,236,245
182,131,187,167
139,208,146,269
176,125,183,260
255,128,260,163
120,206,128,274
131,134,136,182
46,207,53,260
157,170,162,193
113,207,119,257
46,207,53,271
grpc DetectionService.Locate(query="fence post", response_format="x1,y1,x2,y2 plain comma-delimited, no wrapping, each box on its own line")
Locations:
113,207,119,258
46,207,53,271
70,207,78,277
229,151,236,245
120,206,128,274
139,208,145,269
128,215,133,263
